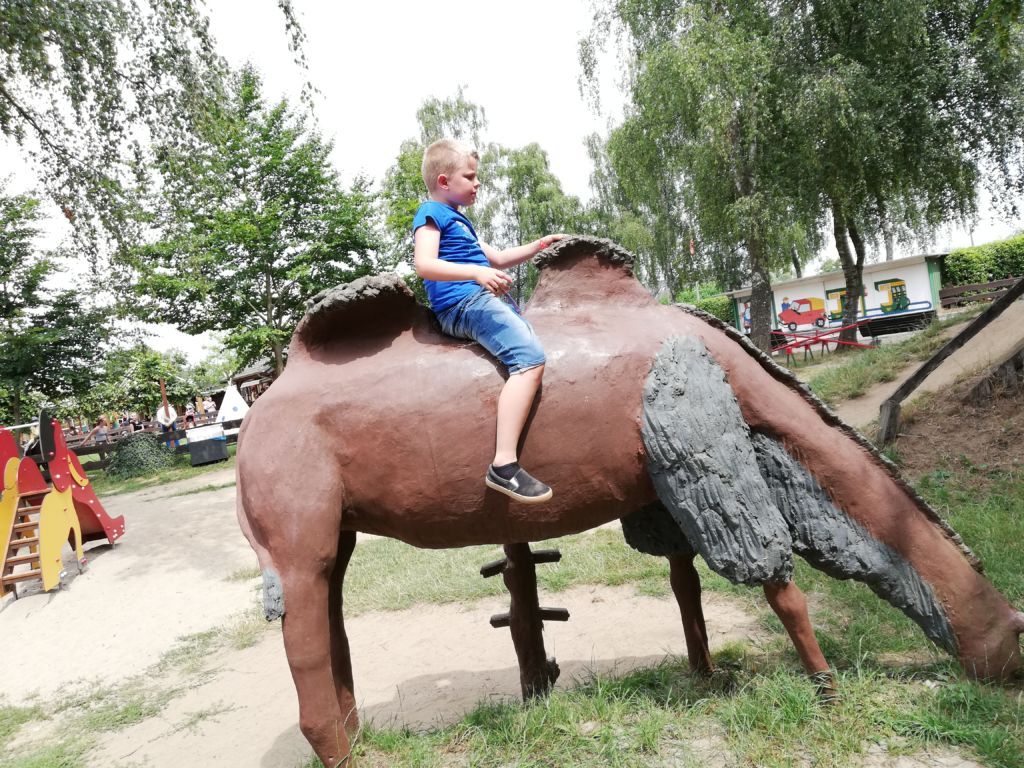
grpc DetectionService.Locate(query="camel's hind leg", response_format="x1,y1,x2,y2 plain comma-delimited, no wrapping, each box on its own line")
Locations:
328,531,358,734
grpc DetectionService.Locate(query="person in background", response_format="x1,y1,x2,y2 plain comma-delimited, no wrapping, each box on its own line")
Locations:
82,416,110,446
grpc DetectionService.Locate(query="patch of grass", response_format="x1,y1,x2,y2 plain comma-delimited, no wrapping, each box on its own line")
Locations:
89,443,237,496
0,738,91,768
892,680,1024,767
805,313,980,405
78,687,173,732
226,565,261,582
326,662,1020,768
224,606,272,650
157,629,221,674
170,702,236,735
0,703,45,751
166,479,237,497
344,528,711,616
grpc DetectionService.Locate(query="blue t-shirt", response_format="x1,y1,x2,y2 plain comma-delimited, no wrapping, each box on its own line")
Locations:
412,201,489,312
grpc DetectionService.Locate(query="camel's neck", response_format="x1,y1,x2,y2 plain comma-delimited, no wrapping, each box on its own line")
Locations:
528,254,655,312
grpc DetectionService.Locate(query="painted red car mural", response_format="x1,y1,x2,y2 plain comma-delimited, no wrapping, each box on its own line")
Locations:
778,297,827,331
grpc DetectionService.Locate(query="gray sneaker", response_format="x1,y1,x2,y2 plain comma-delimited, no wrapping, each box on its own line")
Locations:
485,465,553,504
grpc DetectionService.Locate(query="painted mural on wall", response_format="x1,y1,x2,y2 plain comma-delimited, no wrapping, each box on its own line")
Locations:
728,255,943,335
779,297,827,331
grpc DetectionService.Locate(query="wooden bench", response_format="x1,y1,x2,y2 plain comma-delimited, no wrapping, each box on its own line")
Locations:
940,277,1020,308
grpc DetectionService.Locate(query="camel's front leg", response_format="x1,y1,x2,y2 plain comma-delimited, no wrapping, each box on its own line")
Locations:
281,559,353,768
328,531,358,734
762,579,837,697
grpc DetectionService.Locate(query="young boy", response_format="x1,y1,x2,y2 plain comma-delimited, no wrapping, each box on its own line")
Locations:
413,138,562,503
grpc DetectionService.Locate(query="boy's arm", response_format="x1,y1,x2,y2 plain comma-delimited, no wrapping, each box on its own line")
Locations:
479,234,565,269
414,222,512,295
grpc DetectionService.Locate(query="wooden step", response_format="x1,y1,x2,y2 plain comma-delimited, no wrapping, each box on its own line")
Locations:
9,536,39,549
17,504,42,513
12,521,37,533
1,568,42,585
4,552,40,567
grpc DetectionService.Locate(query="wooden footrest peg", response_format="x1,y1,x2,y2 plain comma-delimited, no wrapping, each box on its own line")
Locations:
489,607,570,628
480,548,563,578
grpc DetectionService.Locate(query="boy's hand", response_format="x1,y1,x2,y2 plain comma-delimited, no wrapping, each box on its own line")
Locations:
474,265,513,296
536,234,566,252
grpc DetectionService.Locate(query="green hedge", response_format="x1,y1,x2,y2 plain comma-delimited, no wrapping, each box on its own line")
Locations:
105,432,177,478
694,294,734,324
943,234,1024,286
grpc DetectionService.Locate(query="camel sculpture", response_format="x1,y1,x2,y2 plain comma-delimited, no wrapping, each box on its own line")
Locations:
236,236,1024,768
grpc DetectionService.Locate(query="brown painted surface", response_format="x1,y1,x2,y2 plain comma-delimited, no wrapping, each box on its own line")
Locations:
237,239,1022,766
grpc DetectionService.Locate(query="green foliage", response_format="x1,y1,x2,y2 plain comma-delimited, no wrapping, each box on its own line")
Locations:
81,344,194,419
127,66,378,373
105,432,176,479
696,294,735,323
585,0,1024,348
675,282,734,321
189,347,239,393
943,234,1024,286
0,1,306,246
0,184,114,424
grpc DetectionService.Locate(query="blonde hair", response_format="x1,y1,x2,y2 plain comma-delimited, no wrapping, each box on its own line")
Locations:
421,138,479,192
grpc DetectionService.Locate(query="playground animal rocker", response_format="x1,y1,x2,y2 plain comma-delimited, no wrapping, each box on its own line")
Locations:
235,236,1024,768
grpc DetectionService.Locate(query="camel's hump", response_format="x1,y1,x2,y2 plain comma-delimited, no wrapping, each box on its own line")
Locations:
304,272,414,317
296,272,419,346
534,235,635,273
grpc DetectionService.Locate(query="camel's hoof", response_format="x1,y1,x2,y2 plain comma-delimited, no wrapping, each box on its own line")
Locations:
810,670,840,704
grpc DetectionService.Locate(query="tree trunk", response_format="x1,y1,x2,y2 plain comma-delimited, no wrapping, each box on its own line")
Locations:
272,340,284,377
790,244,803,279
266,270,284,376
748,237,774,354
833,207,866,345
877,197,894,261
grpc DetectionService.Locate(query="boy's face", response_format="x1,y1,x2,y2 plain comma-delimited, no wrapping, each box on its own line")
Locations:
438,154,480,208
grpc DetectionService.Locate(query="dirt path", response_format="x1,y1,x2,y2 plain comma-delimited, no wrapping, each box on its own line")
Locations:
832,299,1024,429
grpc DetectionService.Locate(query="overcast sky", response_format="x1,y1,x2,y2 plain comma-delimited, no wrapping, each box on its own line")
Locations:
3,1,1021,363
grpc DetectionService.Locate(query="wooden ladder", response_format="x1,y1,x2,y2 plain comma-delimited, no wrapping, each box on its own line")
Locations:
1,494,44,597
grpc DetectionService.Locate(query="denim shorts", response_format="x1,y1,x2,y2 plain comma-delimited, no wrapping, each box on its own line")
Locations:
435,289,546,374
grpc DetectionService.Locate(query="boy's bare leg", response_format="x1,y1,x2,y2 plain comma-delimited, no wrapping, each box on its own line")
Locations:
493,364,544,465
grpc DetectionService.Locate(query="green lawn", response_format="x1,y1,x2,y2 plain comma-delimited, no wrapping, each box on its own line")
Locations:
796,308,984,405
87,442,237,496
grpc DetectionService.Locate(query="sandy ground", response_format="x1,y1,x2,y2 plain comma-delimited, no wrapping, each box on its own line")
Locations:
827,299,1024,429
